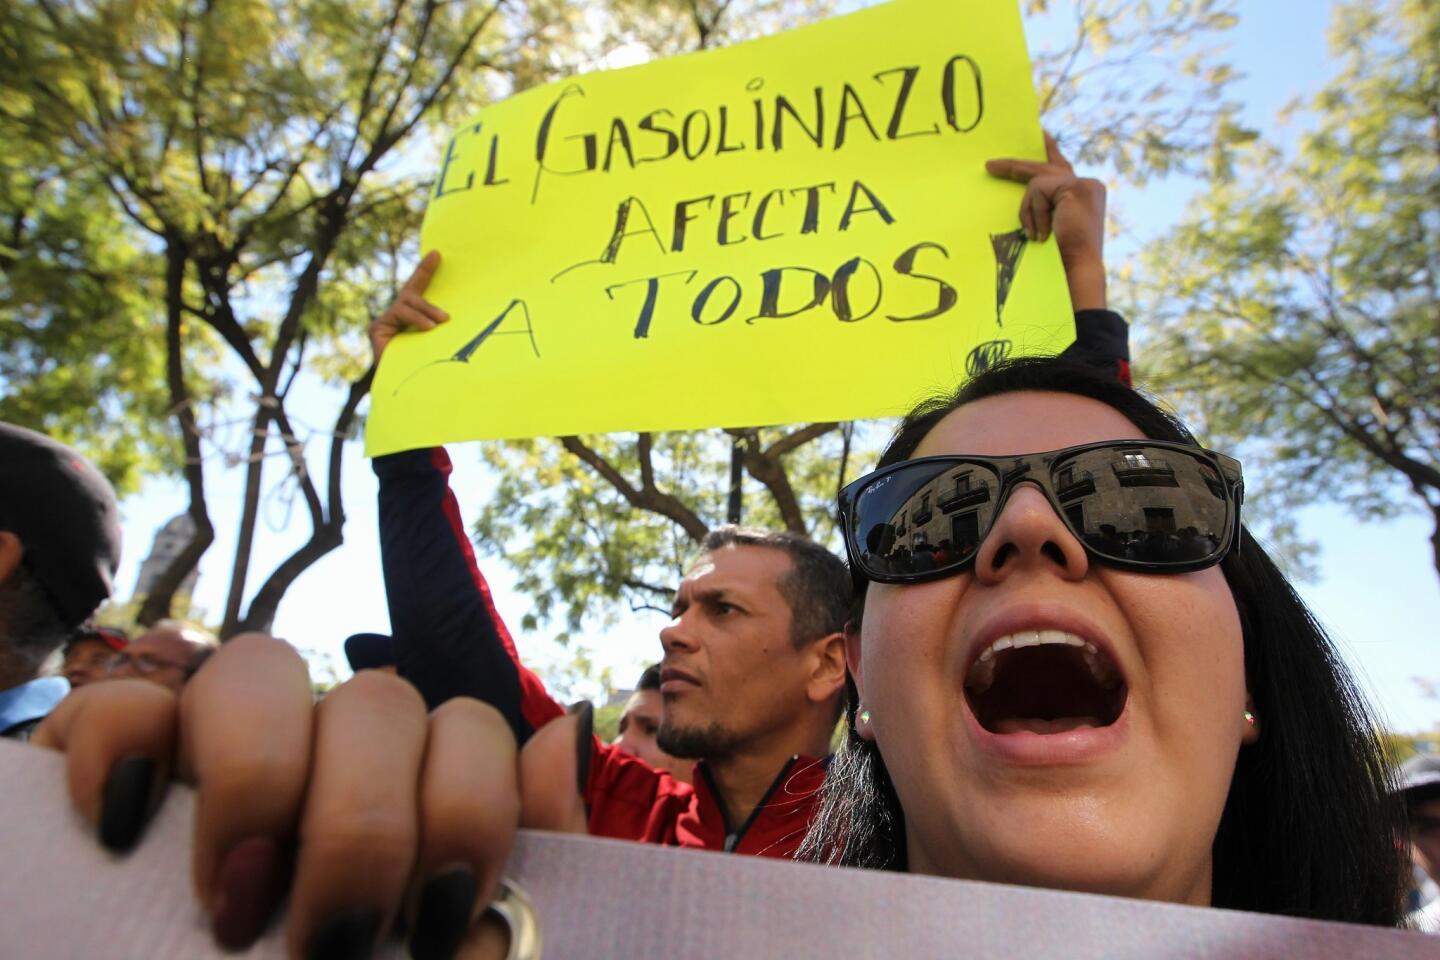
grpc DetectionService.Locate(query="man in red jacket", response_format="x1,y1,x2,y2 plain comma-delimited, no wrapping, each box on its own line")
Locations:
373,407,850,856
572,526,849,854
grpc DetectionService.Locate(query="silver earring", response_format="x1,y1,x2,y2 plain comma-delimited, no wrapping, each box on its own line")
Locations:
1244,710,1257,726
858,708,872,726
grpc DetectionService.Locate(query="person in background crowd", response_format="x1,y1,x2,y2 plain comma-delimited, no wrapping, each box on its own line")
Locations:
107,619,218,693
0,423,121,740
345,632,398,675
612,663,693,784
61,623,128,689
1397,753,1440,931
797,358,1405,926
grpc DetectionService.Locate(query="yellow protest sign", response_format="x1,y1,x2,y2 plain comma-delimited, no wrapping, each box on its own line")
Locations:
366,0,1074,456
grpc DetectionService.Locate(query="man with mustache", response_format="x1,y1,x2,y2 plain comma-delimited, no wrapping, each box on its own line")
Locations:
375,412,851,854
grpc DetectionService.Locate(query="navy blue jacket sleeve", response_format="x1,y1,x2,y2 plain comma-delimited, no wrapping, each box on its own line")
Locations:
374,447,565,744
1060,308,1131,385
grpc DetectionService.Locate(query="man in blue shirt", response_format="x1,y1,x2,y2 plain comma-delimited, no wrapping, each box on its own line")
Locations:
0,423,121,740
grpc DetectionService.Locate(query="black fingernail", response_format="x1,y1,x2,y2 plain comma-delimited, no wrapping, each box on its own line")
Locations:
408,868,477,960
211,835,287,951
99,755,156,852
570,700,594,794
305,907,379,960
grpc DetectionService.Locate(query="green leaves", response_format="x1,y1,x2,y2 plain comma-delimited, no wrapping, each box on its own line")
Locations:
0,0,639,630
1029,0,1253,186
1138,0,1440,579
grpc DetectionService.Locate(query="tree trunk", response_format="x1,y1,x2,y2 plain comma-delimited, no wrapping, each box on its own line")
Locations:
233,369,373,634
137,242,215,626
726,439,743,524
220,402,274,637
1431,504,1440,586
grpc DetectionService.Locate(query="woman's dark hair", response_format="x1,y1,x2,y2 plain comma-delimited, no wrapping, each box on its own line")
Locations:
796,357,1405,926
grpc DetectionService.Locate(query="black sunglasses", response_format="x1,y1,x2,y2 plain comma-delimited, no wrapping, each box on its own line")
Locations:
839,439,1244,583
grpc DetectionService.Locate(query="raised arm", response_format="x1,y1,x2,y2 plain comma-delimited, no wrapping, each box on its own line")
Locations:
987,132,1131,384
371,254,565,743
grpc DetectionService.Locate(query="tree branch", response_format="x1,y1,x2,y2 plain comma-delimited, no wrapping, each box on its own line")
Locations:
137,239,215,625
561,436,709,542
236,366,375,634
736,431,808,536
764,422,838,459
621,577,672,600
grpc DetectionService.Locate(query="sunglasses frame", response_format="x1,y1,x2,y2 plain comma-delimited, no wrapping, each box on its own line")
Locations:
838,439,1245,583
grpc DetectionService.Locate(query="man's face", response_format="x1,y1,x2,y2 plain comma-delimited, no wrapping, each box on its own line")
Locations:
613,689,692,783
1411,797,1440,884
61,638,113,688
109,626,207,693
656,545,811,762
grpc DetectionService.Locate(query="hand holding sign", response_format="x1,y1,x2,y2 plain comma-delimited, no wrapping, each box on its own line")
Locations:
986,132,1107,310
370,251,450,364
33,635,521,960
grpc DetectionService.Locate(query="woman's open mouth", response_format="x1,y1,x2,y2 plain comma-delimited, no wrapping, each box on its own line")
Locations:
964,630,1127,736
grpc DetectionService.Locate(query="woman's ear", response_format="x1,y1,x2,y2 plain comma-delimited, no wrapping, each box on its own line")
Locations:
845,620,877,742
844,620,864,699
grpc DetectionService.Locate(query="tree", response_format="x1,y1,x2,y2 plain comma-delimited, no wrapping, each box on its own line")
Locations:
1023,0,1251,184
1138,0,1440,581
475,424,869,632
472,0,1252,633
0,0,1257,643
0,0,607,634
0,123,176,496
0,0,850,640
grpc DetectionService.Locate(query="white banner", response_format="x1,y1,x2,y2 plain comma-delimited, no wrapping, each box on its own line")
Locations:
0,740,1432,958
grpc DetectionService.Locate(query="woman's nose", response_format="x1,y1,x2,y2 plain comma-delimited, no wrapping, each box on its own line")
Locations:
972,482,1090,584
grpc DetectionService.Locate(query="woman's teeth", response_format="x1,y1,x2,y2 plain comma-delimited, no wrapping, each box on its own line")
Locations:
965,630,1121,695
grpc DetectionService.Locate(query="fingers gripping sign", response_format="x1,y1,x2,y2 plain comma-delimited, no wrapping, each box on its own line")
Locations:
31,678,179,852
410,698,522,960
33,634,524,960
986,131,1108,310
371,251,450,364
178,634,315,947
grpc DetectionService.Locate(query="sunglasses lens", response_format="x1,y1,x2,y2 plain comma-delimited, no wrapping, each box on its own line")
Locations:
850,460,1001,578
1050,445,1231,566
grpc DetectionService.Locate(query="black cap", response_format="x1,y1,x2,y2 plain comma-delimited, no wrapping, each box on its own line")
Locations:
1398,753,1440,808
0,423,121,629
344,632,395,672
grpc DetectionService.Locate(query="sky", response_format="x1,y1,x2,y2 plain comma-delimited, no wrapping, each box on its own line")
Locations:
104,0,1440,731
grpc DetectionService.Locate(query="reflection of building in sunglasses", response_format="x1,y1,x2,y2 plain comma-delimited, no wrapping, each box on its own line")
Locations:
843,440,1243,581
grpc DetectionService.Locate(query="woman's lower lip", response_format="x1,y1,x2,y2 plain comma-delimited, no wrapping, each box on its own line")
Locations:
964,701,1131,765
